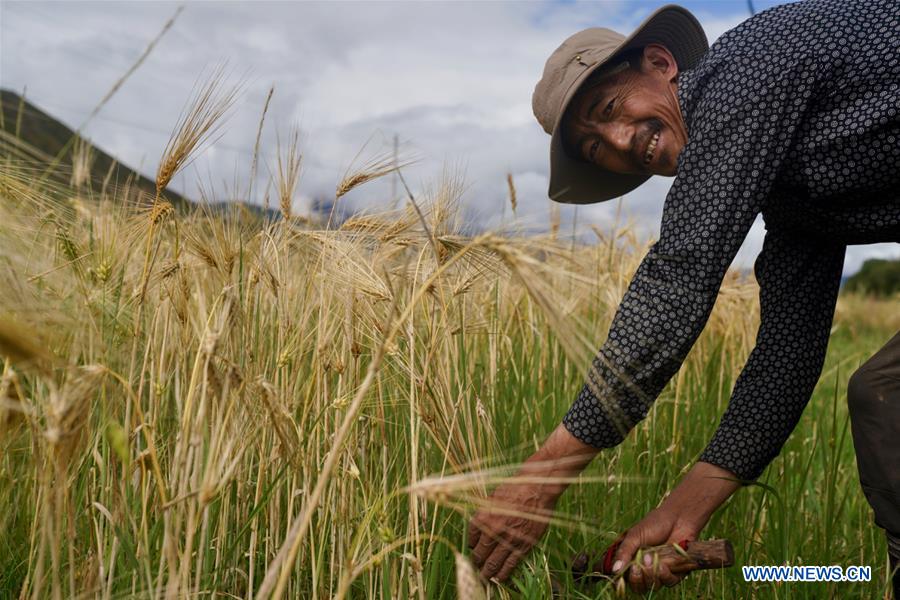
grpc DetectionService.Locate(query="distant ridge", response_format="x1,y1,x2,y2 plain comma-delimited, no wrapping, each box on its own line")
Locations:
0,88,190,206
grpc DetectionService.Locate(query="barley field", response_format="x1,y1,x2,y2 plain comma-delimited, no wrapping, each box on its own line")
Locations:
1,80,898,600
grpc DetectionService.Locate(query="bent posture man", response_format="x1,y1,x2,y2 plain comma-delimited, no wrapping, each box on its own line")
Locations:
467,0,900,593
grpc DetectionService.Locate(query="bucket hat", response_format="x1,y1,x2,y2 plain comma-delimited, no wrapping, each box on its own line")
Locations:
532,5,708,204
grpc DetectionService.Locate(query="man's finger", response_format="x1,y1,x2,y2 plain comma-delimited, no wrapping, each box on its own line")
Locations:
611,529,638,575
480,543,512,581
500,523,538,549
471,529,499,567
648,557,682,589
627,562,647,594
495,549,525,582
467,518,481,550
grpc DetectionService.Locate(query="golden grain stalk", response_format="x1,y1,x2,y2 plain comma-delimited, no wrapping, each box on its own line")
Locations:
275,126,302,220
69,137,95,191
156,66,242,198
250,85,274,208
336,147,415,200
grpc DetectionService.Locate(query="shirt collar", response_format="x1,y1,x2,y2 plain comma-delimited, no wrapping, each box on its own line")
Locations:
676,66,698,135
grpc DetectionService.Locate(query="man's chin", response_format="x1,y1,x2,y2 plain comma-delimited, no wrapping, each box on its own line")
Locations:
651,153,677,176
657,165,677,176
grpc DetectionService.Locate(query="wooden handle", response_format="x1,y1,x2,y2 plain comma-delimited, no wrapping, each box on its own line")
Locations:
572,539,734,583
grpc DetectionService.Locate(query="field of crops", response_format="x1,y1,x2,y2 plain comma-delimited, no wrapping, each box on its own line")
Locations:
1,80,898,599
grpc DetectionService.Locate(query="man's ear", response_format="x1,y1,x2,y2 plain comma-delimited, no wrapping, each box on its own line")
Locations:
641,43,679,82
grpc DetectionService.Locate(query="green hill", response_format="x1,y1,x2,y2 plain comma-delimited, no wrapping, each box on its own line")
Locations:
0,88,188,205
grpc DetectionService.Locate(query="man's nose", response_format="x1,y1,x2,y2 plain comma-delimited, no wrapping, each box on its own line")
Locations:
596,121,632,154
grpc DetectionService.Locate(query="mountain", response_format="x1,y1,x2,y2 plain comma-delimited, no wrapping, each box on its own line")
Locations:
0,88,188,206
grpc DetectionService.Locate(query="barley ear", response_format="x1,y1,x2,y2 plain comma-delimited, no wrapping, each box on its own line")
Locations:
0,317,53,375
250,85,274,209
156,65,241,199
275,126,302,220
336,144,416,200
454,551,486,600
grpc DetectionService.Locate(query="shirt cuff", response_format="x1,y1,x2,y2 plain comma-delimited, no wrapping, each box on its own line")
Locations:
699,425,775,481
562,383,634,449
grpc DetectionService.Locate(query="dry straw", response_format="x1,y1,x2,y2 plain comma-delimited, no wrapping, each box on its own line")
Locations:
506,172,517,214
250,85,274,209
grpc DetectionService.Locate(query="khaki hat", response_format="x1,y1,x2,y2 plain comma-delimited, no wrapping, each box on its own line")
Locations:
533,5,708,204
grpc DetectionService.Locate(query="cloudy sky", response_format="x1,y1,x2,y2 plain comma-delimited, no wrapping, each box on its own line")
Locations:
2,0,897,275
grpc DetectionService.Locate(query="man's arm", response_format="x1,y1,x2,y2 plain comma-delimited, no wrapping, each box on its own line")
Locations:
564,53,822,452
613,226,846,592
700,227,846,479
469,54,820,583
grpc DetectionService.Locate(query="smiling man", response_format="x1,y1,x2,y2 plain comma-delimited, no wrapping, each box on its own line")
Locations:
560,45,687,178
467,0,900,594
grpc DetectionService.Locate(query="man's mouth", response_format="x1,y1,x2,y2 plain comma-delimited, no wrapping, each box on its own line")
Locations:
643,129,661,165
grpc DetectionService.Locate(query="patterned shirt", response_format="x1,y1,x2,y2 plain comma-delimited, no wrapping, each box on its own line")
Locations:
562,0,900,480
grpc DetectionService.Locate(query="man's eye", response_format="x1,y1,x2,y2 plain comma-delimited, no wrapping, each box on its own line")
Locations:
603,99,614,116
589,140,600,160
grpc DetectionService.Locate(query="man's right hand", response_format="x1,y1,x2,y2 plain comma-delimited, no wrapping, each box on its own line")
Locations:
467,476,559,581
467,424,599,582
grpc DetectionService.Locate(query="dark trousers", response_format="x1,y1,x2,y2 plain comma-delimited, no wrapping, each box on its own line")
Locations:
847,329,900,594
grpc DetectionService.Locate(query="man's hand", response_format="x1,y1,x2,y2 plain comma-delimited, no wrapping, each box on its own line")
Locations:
467,476,558,582
611,505,702,592
467,424,598,582
612,461,741,593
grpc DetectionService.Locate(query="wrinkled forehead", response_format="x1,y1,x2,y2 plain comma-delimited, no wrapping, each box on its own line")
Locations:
584,58,631,91
568,59,652,122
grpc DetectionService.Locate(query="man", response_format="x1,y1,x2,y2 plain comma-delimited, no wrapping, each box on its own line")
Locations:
467,0,900,594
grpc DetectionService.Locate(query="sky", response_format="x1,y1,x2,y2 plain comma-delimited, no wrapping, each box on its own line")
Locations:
1,0,897,276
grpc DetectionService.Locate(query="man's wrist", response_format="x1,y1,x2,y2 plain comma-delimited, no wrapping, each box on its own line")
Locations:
524,423,600,499
662,461,741,530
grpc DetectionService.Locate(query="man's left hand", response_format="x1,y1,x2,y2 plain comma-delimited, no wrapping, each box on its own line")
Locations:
611,506,701,592
610,461,741,593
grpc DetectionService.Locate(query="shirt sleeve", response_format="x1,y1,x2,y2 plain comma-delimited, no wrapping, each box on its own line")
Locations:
563,53,820,450
700,228,845,480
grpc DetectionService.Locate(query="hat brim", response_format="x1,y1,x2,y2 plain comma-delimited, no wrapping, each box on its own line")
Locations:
548,4,709,204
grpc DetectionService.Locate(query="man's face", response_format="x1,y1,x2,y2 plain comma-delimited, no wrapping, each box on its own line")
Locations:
561,44,687,177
